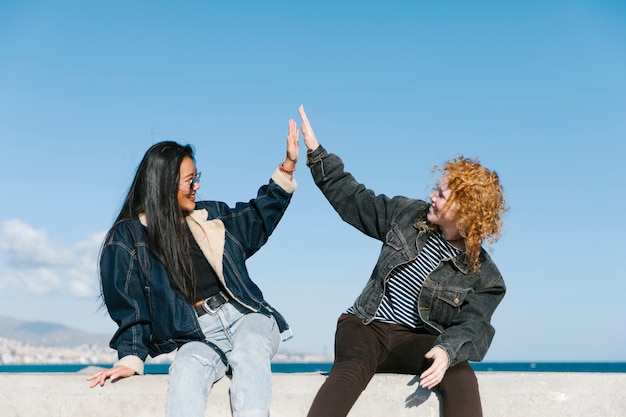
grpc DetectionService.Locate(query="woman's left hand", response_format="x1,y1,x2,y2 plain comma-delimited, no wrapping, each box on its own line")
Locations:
419,346,450,389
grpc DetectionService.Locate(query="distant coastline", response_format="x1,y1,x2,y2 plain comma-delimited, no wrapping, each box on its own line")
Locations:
0,315,333,365
0,335,331,366
2,317,625,373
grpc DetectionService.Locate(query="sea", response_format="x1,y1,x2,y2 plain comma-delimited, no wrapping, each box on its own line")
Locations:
0,362,625,374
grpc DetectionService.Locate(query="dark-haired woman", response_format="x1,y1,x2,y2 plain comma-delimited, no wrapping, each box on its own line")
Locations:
298,106,507,417
88,119,299,417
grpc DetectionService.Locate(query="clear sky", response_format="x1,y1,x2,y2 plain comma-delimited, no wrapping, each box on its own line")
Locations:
1,0,625,362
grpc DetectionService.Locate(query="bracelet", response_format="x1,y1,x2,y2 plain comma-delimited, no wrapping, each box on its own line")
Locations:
279,162,297,174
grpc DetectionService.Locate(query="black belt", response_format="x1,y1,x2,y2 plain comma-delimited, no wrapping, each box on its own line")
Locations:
195,292,229,316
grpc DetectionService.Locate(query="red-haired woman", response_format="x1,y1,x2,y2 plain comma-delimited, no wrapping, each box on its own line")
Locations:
299,105,507,417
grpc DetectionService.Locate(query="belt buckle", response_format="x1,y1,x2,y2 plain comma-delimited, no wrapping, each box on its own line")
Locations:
202,292,226,314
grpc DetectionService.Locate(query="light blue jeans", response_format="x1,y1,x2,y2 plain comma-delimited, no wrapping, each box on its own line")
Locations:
166,300,280,417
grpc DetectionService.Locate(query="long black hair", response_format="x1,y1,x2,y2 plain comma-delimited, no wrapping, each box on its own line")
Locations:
103,141,197,302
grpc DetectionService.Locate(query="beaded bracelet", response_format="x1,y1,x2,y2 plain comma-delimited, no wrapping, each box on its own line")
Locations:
279,162,297,174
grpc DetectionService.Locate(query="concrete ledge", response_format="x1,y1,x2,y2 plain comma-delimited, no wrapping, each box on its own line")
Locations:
2,369,625,416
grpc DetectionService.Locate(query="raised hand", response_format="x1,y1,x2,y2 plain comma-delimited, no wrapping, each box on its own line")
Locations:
298,105,319,152
279,118,299,175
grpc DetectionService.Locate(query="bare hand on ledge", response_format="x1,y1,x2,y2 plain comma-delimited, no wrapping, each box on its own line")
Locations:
87,365,135,388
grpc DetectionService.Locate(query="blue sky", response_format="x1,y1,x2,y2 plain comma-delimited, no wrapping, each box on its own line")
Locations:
1,1,625,362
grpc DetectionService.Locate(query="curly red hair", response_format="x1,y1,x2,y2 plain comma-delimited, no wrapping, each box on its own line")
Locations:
435,156,507,275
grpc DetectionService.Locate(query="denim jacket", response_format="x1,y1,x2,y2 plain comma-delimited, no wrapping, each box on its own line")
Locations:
307,146,505,367
100,169,296,372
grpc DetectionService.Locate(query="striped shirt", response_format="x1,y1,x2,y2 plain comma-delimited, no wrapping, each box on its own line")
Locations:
346,232,461,329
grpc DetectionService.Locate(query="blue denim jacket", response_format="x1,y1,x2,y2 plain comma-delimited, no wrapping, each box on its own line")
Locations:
307,146,505,367
100,170,296,365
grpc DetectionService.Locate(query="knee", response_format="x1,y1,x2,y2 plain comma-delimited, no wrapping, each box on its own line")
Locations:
228,340,274,370
170,342,223,378
439,362,477,392
326,359,376,391
235,316,280,354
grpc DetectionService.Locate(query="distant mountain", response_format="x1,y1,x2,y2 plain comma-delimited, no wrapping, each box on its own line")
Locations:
0,316,110,347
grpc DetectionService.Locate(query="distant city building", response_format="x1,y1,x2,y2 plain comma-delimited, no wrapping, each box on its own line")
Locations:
0,337,331,365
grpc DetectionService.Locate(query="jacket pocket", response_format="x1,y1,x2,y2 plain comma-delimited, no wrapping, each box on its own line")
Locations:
385,227,404,250
429,287,470,327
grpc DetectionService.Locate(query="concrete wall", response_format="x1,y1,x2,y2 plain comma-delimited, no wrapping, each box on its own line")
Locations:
2,368,625,417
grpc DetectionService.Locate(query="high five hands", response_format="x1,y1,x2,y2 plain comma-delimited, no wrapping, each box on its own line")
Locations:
280,105,318,176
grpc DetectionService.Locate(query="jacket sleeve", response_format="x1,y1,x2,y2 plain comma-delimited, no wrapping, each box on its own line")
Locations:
203,169,296,257
434,271,506,367
100,228,151,369
306,145,403,241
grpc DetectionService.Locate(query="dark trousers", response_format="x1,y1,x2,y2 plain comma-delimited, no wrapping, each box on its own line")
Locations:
307,314,483,417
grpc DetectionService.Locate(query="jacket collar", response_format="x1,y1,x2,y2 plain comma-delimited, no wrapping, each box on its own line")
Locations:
186,209,225,279
414,223,470,274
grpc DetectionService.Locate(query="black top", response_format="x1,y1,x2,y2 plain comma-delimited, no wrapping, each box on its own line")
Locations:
186,226,222,302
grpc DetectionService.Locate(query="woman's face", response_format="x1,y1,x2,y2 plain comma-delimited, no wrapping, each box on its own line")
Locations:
427,176,459,229
177,156,200,213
